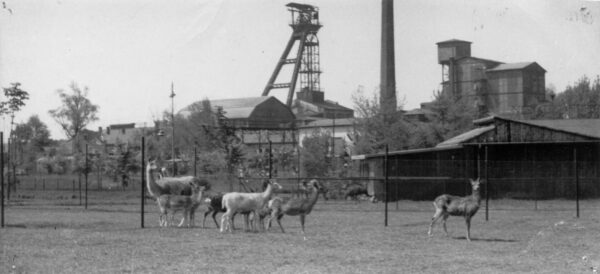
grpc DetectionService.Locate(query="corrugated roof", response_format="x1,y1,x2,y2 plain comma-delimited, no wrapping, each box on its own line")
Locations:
179,96,274,119
436,39,472,44
436,125,495,147
487,62,546,72
521,119,600,139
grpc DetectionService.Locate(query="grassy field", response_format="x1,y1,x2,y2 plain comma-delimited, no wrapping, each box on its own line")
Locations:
1,190,600,273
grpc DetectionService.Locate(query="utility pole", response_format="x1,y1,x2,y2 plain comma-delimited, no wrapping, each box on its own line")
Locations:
170,82,176,176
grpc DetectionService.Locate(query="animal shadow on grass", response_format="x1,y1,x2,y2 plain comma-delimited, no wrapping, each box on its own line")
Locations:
452,236,518,242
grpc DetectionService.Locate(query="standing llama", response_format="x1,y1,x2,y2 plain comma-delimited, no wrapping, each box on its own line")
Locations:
267,179,322,236
428,178,482,241
146,160,209,226
220,179,281,233
157,184,207,227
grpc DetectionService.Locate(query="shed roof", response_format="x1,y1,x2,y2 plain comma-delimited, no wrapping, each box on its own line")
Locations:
487,62,546,73
521,119,600,139
474,115,600,139
436,125,495,147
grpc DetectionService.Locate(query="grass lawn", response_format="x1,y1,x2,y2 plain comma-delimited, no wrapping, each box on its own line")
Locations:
1,190,599,273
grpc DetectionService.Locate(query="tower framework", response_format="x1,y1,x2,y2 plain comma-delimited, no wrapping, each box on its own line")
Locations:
262,2,322,107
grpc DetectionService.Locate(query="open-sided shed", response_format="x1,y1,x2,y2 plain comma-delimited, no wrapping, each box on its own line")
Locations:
355,116,600,200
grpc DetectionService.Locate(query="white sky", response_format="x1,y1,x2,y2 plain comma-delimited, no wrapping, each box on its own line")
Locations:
1,0,599,139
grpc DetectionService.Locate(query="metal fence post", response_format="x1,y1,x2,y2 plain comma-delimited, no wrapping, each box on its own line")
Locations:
574,147,579,218
141,136,145,228
193,146,197,177
485,145,489,221
85,144,88,209
384,145,389,227
1,132,4,228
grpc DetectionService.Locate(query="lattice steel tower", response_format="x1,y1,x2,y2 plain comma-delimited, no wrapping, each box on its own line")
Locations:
262,3,322,107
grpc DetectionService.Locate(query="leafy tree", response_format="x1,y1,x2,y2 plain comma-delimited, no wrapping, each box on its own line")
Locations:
533,76,600,119
12,115,52,172
48,82,99,152
13,115,52,151
351,86,410,154
301,131,331,177
202,106,245,175
1,82,29,116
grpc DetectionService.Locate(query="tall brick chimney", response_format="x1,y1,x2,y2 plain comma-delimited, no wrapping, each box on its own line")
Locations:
380,0,397,115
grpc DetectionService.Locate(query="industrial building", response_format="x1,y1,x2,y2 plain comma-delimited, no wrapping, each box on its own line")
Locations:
412,39,548,119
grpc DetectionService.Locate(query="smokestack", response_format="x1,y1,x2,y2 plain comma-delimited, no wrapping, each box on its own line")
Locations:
380,0,397,115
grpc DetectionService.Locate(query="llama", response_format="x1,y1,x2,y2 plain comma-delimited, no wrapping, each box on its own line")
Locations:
157,184,206,227
220,179,281,233
146,160,210,226
203,181,269,229
267,179,322,236
428,178,482,241
146,160,210,198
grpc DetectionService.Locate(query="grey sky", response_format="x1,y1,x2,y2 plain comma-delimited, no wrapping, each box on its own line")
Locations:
1,0,599,139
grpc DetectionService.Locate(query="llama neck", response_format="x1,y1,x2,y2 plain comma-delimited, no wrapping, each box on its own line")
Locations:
306,186,320,208
146,166,164,197
471,188,482,204
262,183,275,199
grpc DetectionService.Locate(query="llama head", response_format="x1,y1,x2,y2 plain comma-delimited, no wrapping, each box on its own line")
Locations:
470,178,481,191
267,179,282,190
147,160,158,171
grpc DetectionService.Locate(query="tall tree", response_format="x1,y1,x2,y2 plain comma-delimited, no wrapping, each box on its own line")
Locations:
202,106,245,175
301,131,331,177
48,82,99,151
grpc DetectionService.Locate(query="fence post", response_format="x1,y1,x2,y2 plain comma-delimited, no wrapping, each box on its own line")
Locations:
141,136,145,228
85,144,88,209
485,145,489,221
72,179,75,194
56,178,59,191
384,145,389,227
43,178,45,190
1,132,4,228
193,146,197,177
268,140,272,179
574,148,579,218
78,174,82,206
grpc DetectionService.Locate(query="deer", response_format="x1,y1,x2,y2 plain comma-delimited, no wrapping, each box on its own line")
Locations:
428,178,483,241
157,184,207,228
267,179,322,238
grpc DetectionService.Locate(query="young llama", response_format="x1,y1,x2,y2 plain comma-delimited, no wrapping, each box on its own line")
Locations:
428,178,483,241
157,184,207,227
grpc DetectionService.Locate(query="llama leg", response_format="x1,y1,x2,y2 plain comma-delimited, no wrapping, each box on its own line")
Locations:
276,215,285,233
300,214,306,235
203,210,211,228
465,217,472,241
220,212,228,233
212,211,220,229
428,209,444,236
442,214,449,236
